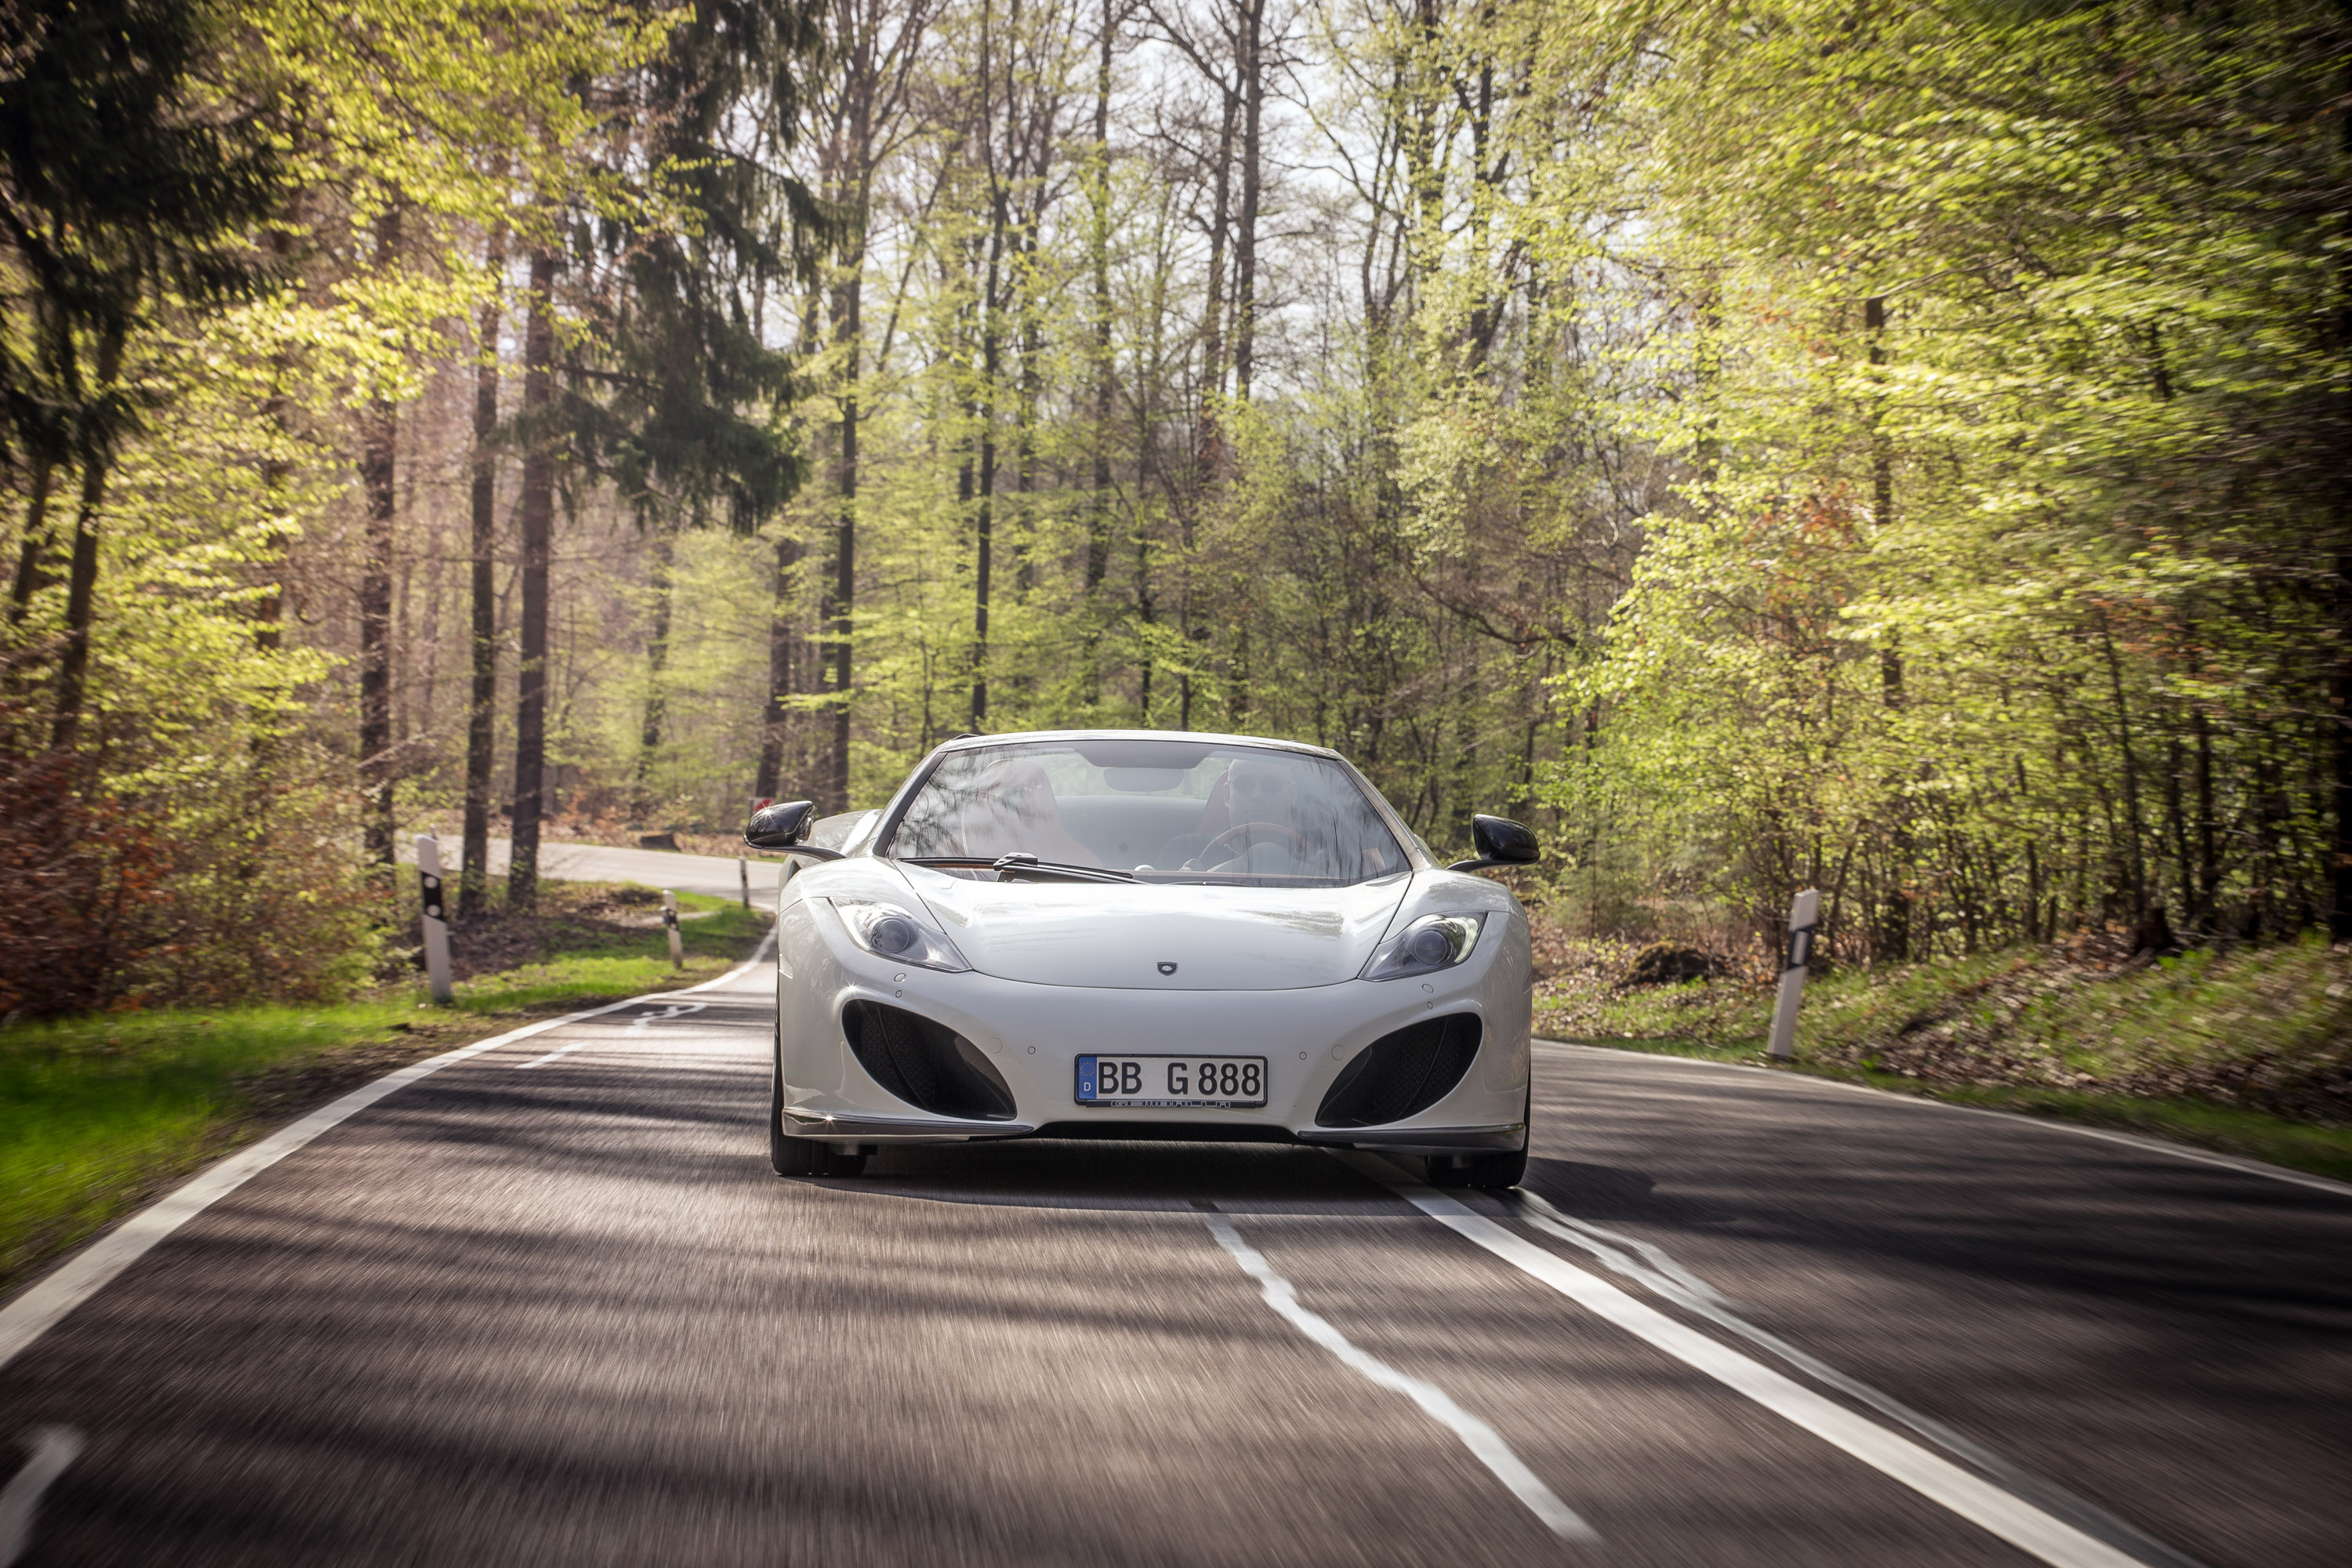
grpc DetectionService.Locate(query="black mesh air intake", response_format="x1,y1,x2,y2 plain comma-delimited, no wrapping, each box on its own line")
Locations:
843,1001,1018,1121
1314,1014,1482,1128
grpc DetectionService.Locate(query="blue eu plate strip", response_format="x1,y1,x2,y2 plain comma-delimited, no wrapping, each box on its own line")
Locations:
1076,1056,1097,1101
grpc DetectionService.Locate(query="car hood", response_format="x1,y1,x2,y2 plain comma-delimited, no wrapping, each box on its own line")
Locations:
900,868,1411,990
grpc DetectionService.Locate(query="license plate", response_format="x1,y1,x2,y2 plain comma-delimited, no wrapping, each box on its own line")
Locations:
1075,1055,1267,1108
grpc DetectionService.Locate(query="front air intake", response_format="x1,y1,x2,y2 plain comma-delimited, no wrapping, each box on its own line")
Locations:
843,1001,1018,1121
1314,1014,1482,1127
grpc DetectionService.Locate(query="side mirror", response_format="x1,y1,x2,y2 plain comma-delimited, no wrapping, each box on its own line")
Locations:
1448,814,1540,873
746,799,817,851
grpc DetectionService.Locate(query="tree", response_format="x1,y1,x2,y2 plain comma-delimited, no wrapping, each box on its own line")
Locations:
0,0,281,748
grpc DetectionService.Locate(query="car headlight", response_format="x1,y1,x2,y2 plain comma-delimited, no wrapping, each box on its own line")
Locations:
828,899,971,972
1361,913,1485,981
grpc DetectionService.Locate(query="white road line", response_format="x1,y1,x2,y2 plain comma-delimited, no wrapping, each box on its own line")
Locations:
0,931,773,1376
1353,1163,2146,1568
1197,1207,1598,1544
0,1426,83,1568
1536,1040,2352,1202
520,1001,709,1069
1508,1190,2207,1568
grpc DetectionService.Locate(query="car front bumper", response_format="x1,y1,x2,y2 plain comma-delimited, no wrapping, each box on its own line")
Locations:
775,944,1531,1156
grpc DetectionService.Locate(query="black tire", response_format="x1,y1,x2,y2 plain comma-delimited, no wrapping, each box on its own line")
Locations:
1428,1146,1527,1190
771,1054,826,1176
770,1022,828,1176
769,1016,868,1177
1428,1085,1531,1191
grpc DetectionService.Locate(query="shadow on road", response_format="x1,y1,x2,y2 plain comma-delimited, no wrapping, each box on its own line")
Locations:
834,1138,1418,1216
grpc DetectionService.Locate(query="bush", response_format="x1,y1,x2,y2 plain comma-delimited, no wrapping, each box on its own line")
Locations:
0,732,378,1020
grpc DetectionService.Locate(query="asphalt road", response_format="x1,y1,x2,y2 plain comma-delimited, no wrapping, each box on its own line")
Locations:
401,837,784,901
2,956,2347,1566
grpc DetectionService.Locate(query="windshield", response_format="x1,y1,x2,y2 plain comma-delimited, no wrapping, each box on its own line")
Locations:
887,739,1411,886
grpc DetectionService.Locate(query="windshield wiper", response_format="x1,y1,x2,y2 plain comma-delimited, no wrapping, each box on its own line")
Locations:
898,854,1134,884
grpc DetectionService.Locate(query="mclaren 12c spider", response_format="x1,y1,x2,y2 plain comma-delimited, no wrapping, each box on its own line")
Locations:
746,730,1542,1189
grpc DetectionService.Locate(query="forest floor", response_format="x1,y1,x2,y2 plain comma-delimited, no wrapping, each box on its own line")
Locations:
0,883,771,1301
1530,920,2352,1182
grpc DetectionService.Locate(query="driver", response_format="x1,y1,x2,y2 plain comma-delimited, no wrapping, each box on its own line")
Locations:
1186,757,1320,871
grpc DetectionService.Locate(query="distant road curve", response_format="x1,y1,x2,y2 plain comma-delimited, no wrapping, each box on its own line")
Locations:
399,836,782,902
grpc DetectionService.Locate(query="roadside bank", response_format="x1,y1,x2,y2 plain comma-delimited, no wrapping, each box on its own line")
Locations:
1533,927,2352,1183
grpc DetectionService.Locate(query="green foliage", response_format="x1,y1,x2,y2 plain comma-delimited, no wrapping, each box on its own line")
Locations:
1543,932,2352,1115
1,0,686,1008
1513,0,2350,955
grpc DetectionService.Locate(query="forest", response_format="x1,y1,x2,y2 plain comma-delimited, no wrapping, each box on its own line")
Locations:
2,0,2347,1016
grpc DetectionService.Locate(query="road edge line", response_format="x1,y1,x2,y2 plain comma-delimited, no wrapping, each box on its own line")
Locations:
1537,1040,2352,1201
1354,1160,2144,1568
0,929,775,1376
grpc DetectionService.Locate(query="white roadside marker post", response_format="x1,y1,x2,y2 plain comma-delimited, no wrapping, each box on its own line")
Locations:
416,833,454,1005
1766,887,1820,1063
738,855,750,909
663,887,684,970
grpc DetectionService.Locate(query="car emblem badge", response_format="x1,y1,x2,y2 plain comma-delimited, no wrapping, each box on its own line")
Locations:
1157,961,1178,975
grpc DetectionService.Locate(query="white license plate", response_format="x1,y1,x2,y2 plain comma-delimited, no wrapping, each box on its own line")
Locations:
1075,1055,1267,1108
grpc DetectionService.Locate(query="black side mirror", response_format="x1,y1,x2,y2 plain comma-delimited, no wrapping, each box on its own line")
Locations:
1448,814,1540,873
746,799,817,851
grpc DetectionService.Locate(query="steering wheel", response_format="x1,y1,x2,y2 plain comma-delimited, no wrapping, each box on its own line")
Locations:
1196,819,1312,867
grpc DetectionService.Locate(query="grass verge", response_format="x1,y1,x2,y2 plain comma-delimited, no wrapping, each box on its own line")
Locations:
1534,930,2352,1185
0,884,770,1298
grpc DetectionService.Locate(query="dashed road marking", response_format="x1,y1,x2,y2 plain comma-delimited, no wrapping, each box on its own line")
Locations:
0,1426,84,1568
520,1001,708,1069
1197,1203,1598,1544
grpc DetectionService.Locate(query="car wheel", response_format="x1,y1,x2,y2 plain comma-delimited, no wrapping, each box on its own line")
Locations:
770,1025,870,1178
1428,1146,1528,1190
770,1023,826,1176
1428,1086,1531,1191
771,1072,828,1171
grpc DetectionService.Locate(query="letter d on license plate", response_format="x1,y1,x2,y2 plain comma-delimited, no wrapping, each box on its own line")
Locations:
1075,1055,1266,1108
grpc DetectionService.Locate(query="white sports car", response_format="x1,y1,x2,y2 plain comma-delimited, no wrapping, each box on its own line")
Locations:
745,730,1541,1189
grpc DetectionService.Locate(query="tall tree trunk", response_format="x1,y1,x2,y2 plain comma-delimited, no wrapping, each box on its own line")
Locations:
1085,0,1113,598
830,258,863,811
1465,48,1498,367
358,214,403,869
2100,621,2152,931
50,323,125,753
633,528,674,819
1013,220,1041,594
507,245,559,912
1231,0,1263,401
754,535,801,802
1196,85,1236,476
459,227,505,917
358,398,397,866
971,176,1007,731
1404,0,1445,294
2329,546,2350,938
2331,64,2350,940
8,457,54,625
1865,294,1911,960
